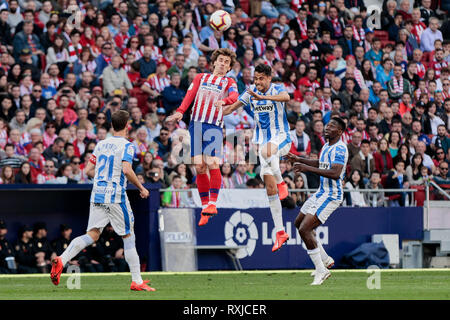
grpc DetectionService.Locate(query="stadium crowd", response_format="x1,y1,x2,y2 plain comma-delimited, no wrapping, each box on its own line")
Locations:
0,0,449,212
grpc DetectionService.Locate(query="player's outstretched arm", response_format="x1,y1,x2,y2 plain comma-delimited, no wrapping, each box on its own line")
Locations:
293,163,344,180
122,161,149,199
222,100,244,116
286,152,319,168
247,89,290,102
166,73,203,123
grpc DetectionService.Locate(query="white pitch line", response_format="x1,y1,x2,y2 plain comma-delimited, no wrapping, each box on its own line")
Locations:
0,269,449,278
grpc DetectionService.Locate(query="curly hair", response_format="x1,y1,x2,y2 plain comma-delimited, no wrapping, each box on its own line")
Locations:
210,48,237,72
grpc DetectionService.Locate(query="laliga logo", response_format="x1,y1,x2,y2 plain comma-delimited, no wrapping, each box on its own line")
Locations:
224,211,258,259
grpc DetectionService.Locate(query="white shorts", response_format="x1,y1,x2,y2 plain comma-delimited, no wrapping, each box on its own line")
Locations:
259,135,291,177
300,194,342,224
87,201,134,236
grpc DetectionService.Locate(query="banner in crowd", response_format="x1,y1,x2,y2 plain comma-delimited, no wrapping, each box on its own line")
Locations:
195,207,423,270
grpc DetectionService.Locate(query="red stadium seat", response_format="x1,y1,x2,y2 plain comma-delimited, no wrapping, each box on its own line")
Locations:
381,40,395,48
240,17,257,31
240,0,250,15
374,30,389,40
421,51,433,66
265,18,278,37
410,185,425,207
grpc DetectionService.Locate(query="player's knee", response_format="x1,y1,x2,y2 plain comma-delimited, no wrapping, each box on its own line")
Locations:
298,223,310,238
195,163,207,174
87,229,100,242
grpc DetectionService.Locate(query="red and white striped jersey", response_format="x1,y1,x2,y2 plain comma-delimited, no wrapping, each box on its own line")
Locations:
177,73,239,127
144,73,171,93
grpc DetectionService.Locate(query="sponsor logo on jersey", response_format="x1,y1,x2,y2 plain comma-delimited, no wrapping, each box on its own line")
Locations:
253,104,274,113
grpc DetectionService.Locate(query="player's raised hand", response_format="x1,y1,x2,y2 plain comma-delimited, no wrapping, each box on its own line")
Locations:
246,89,264,100
166,111,183,123
285,152,301,163
140,187,149,199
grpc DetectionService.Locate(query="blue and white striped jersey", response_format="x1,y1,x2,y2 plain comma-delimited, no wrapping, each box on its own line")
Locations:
90,136,136,204
238,83,291,146
315,140,349,201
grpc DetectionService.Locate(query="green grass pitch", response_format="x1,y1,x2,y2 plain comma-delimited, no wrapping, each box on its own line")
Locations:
1,269,449,300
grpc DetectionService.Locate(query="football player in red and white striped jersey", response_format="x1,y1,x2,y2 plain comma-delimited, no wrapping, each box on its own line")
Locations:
166,48,238,226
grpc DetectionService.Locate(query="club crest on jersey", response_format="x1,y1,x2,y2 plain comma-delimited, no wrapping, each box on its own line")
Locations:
127,145,135,157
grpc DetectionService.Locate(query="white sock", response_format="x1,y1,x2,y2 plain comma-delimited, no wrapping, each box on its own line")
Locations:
316,235,329,262
268,194,284,233
60,234,94,266
123,233,143,285
269,154,283,184
308,248,326,272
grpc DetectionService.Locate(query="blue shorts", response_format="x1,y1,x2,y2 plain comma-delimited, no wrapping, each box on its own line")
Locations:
188,121,223,157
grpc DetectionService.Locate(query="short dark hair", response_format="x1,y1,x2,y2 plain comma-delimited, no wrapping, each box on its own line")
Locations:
4,143,14,150
361,139,370,146
111,110,130,131
254,64,272,77
331,116,346,131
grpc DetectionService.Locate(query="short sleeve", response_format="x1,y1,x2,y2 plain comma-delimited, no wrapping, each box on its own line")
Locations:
275,84,287,94
332,145,347,165
90,144,100,164
227,79,238,95
122,143,135,163
238,91,251,107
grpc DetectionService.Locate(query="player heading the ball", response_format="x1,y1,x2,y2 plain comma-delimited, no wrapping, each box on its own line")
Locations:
223,64,292,253
166,48,239,227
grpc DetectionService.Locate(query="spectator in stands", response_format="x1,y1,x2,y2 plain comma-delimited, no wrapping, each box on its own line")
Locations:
94,42,114,77
162,73,184,114
102,55,133,97
374,138,394,175
388,64,413,100
406,153,427,186
420,17,443,52
37,159,56,184
432,125,450,155
289,119,311,156
364,171,385,207
350,139,375,183
43,138,65,168
394,143,412,168
0,143,23,169
232,161,250,188
388,131,402,159
433,161,450,190
345,169,367,207
0,165,15,184
385,159,410,207
14,161,32,184
221,162,235,189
